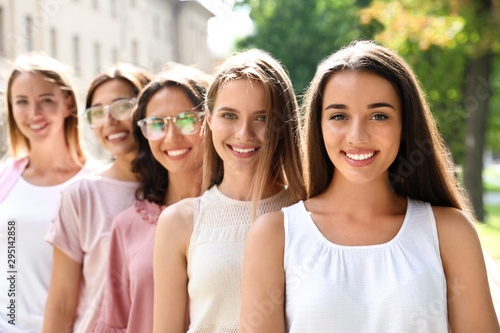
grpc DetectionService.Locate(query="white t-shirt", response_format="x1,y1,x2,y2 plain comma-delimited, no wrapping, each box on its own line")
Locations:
0,166,93,333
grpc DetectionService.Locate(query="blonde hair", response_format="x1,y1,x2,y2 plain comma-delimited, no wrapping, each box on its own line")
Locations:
203,49,305,217
6,53,84,165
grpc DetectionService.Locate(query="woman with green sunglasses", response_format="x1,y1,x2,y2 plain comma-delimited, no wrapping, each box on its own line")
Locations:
94,63,210,333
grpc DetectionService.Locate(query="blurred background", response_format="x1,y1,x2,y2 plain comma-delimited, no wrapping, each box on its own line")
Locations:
0,0,498,256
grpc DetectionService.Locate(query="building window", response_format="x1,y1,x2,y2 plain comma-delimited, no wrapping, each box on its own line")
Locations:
25,16,33,51
94,42,101,73
132,40,138,65
73,35,80,75
50,28,57,57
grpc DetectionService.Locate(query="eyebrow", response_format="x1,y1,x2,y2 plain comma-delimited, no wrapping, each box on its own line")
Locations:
324,102,396,111
216,107,266,114
92,97,130,107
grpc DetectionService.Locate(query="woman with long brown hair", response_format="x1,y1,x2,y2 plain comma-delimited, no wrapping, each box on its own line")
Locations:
240,40,499,332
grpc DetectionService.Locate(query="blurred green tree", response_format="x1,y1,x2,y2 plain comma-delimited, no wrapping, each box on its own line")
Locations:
236,0,382,95
361,0,500,221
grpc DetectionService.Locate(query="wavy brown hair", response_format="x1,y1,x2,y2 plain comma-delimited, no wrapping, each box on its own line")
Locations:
302,40,472,217
203,49,306,215
6,53,84,164
132,63,210,204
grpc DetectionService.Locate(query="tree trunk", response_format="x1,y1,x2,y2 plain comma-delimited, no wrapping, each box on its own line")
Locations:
463,53,493,222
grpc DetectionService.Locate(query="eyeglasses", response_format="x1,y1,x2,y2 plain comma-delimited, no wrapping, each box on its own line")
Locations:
137,111,204,140
85,98,137,128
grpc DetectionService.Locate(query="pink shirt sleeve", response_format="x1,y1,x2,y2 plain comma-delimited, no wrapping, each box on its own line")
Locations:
93,206,134,333
45,181,85,263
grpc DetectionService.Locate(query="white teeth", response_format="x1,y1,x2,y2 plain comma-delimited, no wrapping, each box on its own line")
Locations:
30,123,46,130
232,147,257,153
167,148,189,157
108,132,128,140
346,152,376,161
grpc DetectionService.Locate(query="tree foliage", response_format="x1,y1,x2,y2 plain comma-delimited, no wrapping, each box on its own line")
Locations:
236,0,382,95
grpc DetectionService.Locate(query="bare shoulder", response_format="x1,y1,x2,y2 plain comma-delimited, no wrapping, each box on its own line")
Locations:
432,206,483,266
156,197,197,247
432,206,479,245
247,211,286,252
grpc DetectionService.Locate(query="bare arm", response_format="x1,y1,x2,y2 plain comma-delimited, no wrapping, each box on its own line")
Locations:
434,206,500,332
43,247,81,333
153,199,194,333
240,211,287,333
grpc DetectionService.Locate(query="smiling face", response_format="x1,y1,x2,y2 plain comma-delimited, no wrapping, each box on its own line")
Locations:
144,86,204,175
321,70,402,185
10,72,72,145
90,79,137,157
208,78,268,174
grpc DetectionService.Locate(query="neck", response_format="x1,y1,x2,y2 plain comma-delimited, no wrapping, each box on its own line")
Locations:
322,172,405,216
164,169,202,206
99,151,138,181
218,168,283,201
28,138,80,172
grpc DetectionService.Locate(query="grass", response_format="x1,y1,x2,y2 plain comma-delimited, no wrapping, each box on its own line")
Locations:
477,205,500,260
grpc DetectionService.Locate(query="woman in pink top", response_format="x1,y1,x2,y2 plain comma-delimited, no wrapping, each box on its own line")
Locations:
44,64,151,333
93,63,210,333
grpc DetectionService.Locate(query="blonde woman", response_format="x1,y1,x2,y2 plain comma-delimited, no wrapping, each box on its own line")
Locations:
0,54,93,332
153,49,305,332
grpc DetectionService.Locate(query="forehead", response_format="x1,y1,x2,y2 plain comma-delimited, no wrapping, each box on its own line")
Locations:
11,72,62,95
145,85,195,117
215,78,267,108
322,71,401,108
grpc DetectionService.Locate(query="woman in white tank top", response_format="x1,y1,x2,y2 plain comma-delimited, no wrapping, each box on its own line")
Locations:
240,41,500,332
153,49,306,332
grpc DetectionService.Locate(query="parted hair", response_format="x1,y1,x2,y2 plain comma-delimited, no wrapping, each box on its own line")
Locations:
132,62,210,204
301,40,472,217
203,49,306,213
6,53,84,164
85,62,152,110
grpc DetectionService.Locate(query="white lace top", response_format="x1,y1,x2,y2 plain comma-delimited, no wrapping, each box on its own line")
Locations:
187,185,295,333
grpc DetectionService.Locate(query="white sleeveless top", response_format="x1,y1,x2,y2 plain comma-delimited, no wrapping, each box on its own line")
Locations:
188,185,295,333
283,199,449,333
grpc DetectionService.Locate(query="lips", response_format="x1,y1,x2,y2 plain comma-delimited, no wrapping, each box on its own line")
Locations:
29,122,48,131
166,148,190,157
342,150,378,167
163,147,192,160
227,144,260,158
106,131,129,141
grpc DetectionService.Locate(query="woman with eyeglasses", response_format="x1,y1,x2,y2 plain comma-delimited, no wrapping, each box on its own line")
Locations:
0,54,94,333
44,63,151,333
152,49,306,332
93,63,210,333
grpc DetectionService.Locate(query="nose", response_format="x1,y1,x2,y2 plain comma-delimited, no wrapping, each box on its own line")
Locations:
103,106,119,125
346,118,369,145
163,118,181,142
29,102,42,116
235,119,254,142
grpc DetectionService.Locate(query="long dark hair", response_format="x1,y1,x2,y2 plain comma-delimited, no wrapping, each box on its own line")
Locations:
302,40,472,217
132,63,210,204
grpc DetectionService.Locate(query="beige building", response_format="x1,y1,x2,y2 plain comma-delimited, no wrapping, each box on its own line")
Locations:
0,0,214,159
